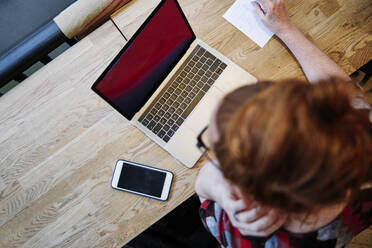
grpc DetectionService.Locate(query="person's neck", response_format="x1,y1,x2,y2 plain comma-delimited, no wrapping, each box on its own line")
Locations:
282,202,347,233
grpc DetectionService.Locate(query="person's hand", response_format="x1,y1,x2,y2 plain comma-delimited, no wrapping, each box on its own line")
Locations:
216,180,288,237
251,0,293,36
232,202,288,237
195,163,287,237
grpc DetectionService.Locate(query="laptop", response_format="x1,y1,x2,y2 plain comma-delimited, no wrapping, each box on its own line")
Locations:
92,0,257,168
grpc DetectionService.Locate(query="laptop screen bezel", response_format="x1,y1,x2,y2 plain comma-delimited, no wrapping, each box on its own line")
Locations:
91,0,196,120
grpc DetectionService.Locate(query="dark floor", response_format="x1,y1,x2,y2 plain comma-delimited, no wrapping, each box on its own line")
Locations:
124,194,219,248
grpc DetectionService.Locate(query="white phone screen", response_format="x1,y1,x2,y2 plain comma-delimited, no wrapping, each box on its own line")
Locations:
118,162,166,197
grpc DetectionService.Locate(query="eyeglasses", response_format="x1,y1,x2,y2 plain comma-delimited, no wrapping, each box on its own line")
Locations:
196,126,220,169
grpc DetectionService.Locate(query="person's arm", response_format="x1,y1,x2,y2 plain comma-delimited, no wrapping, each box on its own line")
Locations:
252,0,351,83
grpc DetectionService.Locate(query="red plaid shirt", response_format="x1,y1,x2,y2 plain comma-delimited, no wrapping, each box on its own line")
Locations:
199,188,372,248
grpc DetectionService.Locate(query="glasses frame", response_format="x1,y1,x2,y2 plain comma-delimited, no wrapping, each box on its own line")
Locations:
196,126,220,169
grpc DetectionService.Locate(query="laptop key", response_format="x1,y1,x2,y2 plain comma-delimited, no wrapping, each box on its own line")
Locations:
188,61,195,67
206,59,213,65
155,103,162,109
168,119,175,126
207,78,215,85
167,130,175,137
197,81,204,88
191,67,198,74
163,135,170,142
180,102,187,109
201,76,208,83
196,62,202,68
176,108,183,115
181,91,205,119
160,118,167,124
142,119,149,126
185,85,192,92
175,88,182,95
171,124,179,132
154,115,160,122
202,64,209,70
197,70,204,76
202,84,211,92
216,68,223,74
164,92,171,99
205,70,212,77
197,47,206,56
177,96,184,102
150,109,157,115
192,87,199,93
166,99,174,105
158,130,166,139
176,77,183,82
185,66,191,72
158,109,165,116
183,78,190,84
190,80,196,87
220,63,227,69
189,92,196,98
147,114,154,120
192,56,199,62
185,97,191,104
163,124,170,131
194,75,201,81
162,104,169,111
148,120,156,130
153,124,162,134
212,73,219,80
200,57,206,63
159,98,166,104
181,91,188,97
164,112,171,119
210,60,221,71
204,51,214,59
170,94,177,100
180,71,187,77
176,118,184,126
169,107,175,113
167,87,175,94
179,83,186,89
172,101,180,108
172,113,179,120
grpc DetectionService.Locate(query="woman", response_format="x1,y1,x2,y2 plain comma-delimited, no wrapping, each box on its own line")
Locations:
195,0,372,247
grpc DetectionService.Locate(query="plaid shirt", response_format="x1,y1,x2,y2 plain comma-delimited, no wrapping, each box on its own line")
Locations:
199,187,372,248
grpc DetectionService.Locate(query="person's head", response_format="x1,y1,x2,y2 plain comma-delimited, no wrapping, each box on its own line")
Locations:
209,79,372,214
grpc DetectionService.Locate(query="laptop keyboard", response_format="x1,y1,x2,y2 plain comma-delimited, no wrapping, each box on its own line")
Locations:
138,45,227,143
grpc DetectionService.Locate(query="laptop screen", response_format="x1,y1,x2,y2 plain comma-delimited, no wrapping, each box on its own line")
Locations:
92,0,195,119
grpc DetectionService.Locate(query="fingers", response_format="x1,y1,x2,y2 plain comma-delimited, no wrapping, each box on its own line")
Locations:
231,209,287,236
234,205,268,223
226,199,246,213
248,209,280,232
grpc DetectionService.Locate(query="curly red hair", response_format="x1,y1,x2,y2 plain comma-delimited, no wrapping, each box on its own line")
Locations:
214,80,372,213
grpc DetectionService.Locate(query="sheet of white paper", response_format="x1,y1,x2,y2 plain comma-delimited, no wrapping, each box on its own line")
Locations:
223,0,274,48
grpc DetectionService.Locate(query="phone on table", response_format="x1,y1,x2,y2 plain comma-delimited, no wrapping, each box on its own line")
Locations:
111,160,174,201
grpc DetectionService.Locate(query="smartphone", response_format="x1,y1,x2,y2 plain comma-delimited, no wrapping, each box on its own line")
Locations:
111,160,174,201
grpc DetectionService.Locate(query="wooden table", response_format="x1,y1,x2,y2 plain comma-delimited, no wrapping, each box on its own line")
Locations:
0,0,371,247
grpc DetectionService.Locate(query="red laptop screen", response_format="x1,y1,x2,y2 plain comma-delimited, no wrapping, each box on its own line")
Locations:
92,0,194,119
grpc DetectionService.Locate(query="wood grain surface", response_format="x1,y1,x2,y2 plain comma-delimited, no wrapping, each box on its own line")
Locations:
0,0,371,247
